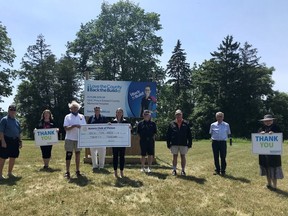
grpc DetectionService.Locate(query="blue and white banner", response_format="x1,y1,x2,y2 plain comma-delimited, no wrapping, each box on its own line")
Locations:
84,80,157,118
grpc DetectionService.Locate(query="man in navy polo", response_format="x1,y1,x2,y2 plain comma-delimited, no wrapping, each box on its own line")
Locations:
137,110,157,173
209,112,231,175
88,106,108,171
0,105,22,179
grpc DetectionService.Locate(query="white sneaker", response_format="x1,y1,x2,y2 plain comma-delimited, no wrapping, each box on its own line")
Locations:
147,167,151,173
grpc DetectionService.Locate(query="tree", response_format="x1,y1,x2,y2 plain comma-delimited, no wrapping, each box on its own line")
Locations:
264,91,288,139
191,36,275,138
165,40,192,116
16,35,57,137
0,22,16,105
15,35,81,138
67,0,163,82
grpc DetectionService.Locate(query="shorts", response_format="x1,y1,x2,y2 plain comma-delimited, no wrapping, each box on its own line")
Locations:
0,136,20,159
170,145,188,155
140,140,155,156
64,139,82,152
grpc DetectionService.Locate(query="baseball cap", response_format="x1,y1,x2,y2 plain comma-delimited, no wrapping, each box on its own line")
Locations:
175,109,182,115
143,110,151,115
8,104,16,111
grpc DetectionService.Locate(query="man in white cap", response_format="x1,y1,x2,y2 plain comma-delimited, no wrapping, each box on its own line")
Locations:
166,109,192,176
63,101,86,179
87,105,108,171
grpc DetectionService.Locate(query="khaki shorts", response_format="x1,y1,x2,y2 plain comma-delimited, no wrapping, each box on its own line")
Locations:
170,146,188,155
65,139,82,152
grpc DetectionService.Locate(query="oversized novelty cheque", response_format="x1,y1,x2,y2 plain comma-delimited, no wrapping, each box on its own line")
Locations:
34,128,59,146
251,133,283,155
78,124,131,148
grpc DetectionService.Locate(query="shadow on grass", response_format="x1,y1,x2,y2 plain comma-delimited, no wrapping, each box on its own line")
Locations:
146,171,169,180
92,168,111,175
0,176,22,186
273,188,288,197
114,176,143,188
68,175,91,187
221,174,251,183
38,167,62,173
177,175,206,184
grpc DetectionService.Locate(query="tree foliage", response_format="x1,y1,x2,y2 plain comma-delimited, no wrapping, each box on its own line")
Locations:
264,91,288,139
0,22,16,104
156,40,193,139
15,35,81,138
67,0,163,82
191,35,275,138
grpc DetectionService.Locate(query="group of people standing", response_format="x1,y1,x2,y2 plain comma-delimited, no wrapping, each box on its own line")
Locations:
0,102,284,191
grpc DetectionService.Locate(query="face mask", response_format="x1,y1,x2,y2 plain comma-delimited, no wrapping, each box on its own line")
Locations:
71,112,78,116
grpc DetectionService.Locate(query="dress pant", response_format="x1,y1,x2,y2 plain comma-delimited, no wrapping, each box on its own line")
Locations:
212,140,227,173
90,147,106,168
112,147,126,171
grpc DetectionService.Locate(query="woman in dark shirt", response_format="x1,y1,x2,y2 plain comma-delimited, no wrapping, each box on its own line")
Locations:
258,114,284,190
35,110,57,170
111,108,129,178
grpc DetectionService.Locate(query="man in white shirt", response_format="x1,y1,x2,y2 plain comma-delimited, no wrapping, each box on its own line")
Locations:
209,112,231,175
63,101,86,179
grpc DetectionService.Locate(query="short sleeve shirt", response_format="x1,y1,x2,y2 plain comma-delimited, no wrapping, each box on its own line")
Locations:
209,121,231,141
0,115,21,138
63,113,86,141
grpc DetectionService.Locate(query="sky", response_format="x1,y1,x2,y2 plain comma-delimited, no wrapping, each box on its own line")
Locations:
1,0,288,111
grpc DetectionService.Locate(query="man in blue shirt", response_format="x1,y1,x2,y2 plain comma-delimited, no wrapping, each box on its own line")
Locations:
209,112,231,175
0,105,22,179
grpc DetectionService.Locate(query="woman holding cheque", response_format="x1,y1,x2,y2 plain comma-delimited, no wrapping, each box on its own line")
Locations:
111,108,130,178
258,114,284,190
34,109,58,170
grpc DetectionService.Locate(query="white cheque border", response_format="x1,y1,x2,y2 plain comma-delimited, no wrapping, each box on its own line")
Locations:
78,124,131,148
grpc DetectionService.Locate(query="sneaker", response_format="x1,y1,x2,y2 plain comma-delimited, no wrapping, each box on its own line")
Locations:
147,167,152,173
7,173,17,178
0,175,6,180
172,170,177,176
76,171,82,177
140,168,145,172
181,170,186,176
213,171,220,175
64,172,70,179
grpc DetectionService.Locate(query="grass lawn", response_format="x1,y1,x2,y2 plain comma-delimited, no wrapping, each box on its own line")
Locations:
1,139,288,216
